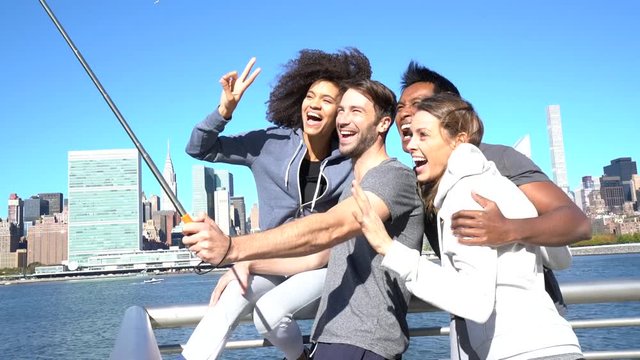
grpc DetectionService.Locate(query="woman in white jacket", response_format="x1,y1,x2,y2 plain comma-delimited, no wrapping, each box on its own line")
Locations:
351,93,582,360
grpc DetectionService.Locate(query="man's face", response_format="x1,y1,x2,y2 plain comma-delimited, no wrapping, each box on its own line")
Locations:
336,88,379,158
395,82,435,153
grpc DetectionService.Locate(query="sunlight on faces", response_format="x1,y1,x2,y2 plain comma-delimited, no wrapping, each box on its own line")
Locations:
301,80,341,140
395,82,436,153
408,110,457,183
336,88,378,158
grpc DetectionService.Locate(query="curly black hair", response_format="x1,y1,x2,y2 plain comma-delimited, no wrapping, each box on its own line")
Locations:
266,48,372,128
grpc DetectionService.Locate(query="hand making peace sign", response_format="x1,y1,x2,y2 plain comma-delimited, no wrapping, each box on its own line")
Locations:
217,57,262,119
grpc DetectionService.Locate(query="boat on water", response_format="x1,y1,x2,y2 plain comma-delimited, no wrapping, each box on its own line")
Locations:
143,278,164,284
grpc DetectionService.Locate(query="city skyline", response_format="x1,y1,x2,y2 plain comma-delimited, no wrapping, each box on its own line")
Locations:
1,1,639,219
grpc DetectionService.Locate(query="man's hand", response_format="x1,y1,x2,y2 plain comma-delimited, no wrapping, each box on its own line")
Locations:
351,180,393,255
210,262,250,306
217,57,261,119
452,192,515,247
182,213,231,266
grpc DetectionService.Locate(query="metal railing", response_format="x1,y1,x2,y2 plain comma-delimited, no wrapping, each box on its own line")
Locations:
111,279,640,359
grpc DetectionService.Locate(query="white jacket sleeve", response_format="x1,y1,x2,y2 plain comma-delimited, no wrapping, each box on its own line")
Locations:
381,237,497,324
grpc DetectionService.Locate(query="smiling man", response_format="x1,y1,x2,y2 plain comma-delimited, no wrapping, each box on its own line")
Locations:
183,79,423,359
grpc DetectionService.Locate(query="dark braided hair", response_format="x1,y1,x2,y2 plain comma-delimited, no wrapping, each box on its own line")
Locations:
266,48,371,128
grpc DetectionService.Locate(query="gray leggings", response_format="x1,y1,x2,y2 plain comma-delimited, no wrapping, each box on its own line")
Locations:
182,268,326,360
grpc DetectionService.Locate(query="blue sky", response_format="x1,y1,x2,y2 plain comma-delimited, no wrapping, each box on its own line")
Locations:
1,0,638,219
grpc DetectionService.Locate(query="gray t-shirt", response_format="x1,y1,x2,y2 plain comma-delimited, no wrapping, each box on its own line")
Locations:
479,143,550,186
311,158,424,359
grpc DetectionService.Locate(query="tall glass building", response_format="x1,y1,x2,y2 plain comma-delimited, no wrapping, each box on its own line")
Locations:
191,165,216,218
67,149,142,266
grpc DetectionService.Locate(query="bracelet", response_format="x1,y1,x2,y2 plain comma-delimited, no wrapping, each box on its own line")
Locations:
213,235,233,268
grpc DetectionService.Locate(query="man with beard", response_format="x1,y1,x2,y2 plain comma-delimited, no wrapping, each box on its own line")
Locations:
183,79,423,359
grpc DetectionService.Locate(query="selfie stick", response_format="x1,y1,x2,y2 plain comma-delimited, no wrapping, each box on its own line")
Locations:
38,0,192,223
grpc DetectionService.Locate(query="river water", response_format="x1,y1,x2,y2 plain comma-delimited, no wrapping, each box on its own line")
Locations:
1,253,638,360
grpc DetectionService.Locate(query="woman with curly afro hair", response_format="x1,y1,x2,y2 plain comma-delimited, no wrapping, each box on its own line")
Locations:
184,48,371,360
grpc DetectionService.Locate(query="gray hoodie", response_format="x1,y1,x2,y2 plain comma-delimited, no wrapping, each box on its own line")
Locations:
185,110,353,230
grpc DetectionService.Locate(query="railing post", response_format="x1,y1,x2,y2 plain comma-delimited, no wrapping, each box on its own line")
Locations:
110,306,162,360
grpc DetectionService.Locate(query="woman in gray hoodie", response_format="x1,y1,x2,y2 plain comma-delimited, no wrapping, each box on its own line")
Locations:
182,48,371,360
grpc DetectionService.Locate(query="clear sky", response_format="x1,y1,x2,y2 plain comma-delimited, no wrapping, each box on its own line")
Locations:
1,0,638,219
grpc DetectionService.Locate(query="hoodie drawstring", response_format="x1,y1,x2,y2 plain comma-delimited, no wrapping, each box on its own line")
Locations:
309,159,329,211
285,140,305,189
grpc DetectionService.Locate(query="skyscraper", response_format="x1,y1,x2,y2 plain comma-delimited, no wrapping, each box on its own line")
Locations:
161,141,178,211
230,196,246,235
546,105,569,193
23,196,46,222
39,193,63,215
214,169,234,196
603,157,637,203
67,149,142,266
192,165,216,218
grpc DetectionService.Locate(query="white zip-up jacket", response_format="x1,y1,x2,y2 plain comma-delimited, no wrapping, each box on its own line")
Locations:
381,143,581,359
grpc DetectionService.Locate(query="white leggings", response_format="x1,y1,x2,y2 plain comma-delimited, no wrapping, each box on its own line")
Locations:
182,268,326,360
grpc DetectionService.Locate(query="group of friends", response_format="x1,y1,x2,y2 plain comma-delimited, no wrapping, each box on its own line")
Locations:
179,48,591,360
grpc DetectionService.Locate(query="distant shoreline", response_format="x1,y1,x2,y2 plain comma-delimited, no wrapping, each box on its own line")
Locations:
570,243,640,256
3,245,639,286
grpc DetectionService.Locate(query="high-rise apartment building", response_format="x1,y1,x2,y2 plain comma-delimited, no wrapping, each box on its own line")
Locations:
68,149,142,266
161,142,178,212
192,165,216,219
230,196,246,235
39,193,63,215
546,105,569,193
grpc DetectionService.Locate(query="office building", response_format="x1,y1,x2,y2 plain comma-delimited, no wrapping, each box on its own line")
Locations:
604,157,637,203
152,210,179,246
0,220,20,269
39,193,63,215
214,169,234,196
546,105,569,193
230,196,247,235
161,142,178,212
27,214,68,265
7,194,23,235
192,165,216,218
23,196,46,223
68,149,142,266
600,176,625,213
214,189,231,235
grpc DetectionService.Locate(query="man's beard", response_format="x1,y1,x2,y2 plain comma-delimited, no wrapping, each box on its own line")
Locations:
340,130,377,159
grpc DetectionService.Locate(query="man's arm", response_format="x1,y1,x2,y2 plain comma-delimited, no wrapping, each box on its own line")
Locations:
453,181,591,247
182,193,391,266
